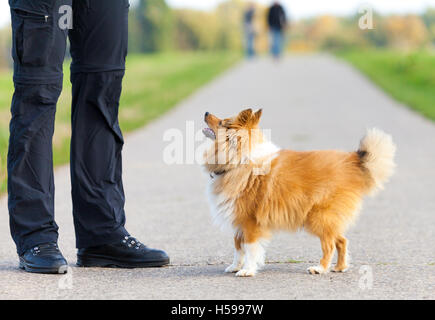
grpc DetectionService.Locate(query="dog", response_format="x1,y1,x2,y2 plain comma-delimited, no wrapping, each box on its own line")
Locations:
202,108,396,277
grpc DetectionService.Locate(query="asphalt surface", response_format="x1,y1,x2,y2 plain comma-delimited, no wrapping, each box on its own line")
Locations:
0,55,434,299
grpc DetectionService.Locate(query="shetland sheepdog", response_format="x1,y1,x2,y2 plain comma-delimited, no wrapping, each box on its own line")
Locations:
202,109,396,277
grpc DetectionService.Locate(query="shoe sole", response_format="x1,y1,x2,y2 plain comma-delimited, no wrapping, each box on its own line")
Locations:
76,255,170,268
19,258,68,274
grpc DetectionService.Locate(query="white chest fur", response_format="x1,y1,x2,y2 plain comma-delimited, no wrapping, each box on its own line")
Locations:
204,139,280,232
205,177,236,232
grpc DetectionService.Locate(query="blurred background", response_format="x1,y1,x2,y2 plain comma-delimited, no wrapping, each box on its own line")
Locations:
0,0,434,192
1,0,434,58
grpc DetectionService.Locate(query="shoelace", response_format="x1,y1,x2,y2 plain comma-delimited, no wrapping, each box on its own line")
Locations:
30,243,60,256
121,236,143,250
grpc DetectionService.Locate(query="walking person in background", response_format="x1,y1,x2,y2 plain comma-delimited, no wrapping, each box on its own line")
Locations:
243,3,257,58
267,1,287,59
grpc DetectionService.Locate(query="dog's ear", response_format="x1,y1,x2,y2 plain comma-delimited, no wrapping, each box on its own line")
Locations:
237,108,253,125
252,109,262,125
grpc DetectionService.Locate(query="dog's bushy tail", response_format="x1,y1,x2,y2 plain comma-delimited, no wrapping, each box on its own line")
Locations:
357,128,396,194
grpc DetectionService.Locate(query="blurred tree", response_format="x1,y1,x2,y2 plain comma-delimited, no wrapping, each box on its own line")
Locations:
134,0,174,53
384,15,429,49
306,16,340,43
215,0,244,51
174,9,219,50
422,8,435,44
349,11,389,48
173,0,245,52
422,8,435,27
0,28,11,70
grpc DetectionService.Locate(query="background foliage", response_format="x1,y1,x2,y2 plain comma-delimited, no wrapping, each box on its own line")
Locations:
125,0,435,54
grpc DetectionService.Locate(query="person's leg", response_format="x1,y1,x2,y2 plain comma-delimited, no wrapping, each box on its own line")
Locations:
68,0,130,249
270,29,278,57
276,30,284,57
70,0,169,268
8,0,70,256
247,32,255,58
245,32,250,57
244,27,253,58
273,29,283,58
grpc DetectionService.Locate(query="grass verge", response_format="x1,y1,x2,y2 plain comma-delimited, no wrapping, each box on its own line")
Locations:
337,49,435,121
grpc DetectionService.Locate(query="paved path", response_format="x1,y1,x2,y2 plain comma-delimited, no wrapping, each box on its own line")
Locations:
1,55,434,299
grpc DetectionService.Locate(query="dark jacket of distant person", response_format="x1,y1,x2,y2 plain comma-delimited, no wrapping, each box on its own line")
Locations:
267,3,287,31
244,7,255,26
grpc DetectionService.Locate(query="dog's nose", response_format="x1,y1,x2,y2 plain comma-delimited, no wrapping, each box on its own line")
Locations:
205,112,209,117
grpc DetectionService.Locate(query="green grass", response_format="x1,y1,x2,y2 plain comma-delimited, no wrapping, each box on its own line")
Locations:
0,51,241,193
337,49,435,121
287,259,304,264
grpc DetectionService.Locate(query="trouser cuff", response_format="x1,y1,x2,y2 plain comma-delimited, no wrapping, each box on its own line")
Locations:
75,225,129,249
17,230,59,256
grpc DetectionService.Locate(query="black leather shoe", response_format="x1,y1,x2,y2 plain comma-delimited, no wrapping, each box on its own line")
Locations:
77,236,170,268
19,243,68,274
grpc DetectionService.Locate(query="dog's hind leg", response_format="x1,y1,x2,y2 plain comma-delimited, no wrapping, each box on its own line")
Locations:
307,234,336,275
225,231,245,273
305,209,340,275
332,235,349,272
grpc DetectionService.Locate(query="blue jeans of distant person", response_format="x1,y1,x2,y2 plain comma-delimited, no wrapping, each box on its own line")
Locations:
245,32,255,58
270,28,284,58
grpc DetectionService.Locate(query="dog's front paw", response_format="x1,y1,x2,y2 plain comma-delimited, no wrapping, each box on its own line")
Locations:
225,264,241,273
332,265,349,273
307,265,327,275
235,269,256,277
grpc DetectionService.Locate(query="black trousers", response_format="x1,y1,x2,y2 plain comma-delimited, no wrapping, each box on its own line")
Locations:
8,0,130,255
